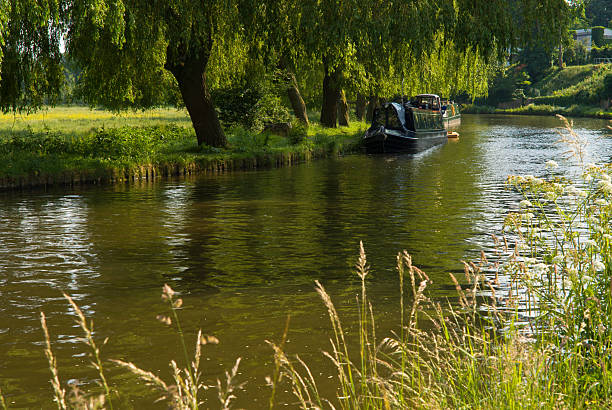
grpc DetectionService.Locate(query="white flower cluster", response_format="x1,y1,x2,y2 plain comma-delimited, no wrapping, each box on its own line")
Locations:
545,160,559,169
566,185,587,197
582,239,599,250
598,179,612,195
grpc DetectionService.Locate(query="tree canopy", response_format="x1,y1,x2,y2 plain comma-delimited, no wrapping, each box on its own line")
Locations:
0,0,576,146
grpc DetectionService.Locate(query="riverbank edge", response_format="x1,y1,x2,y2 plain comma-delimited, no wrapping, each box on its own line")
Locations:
0,142,362,191
462,103,612,119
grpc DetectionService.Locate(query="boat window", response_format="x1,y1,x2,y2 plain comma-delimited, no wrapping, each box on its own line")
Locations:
386,106,403,130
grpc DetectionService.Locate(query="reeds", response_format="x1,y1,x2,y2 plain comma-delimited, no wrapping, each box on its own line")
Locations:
40,312,67,410
110,284,241,410
0,386,7,410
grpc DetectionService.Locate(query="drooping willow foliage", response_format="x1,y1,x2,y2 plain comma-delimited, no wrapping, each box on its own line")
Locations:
0,0,577,144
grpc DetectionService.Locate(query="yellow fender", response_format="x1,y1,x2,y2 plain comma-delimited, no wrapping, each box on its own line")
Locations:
447,131,459,139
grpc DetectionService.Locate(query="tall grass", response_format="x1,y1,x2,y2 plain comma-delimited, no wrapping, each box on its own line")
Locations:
267,116,612,409
36,284,242,409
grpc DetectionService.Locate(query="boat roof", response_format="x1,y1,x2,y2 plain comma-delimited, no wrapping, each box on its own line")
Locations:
416,94,440,98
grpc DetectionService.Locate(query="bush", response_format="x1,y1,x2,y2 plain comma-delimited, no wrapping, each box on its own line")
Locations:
604,73,612,99
0,125,191,160
564,41,589,66
592,44,612,60
592,26,606,47
212,79,290,132
287,120,307,145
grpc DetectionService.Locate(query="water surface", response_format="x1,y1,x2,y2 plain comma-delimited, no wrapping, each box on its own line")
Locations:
1,114,611,407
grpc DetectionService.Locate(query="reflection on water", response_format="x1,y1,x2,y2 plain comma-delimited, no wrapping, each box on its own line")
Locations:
0,115,611,407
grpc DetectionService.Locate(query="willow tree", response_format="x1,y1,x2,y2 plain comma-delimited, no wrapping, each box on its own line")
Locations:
0,0,66,112
242,0,311,125
309,0,574,127
0,0,248,147
68,0,247,147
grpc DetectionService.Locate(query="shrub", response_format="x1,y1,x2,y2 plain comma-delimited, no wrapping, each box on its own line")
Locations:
603,73,612,98
591,44,612,60
211,79,290,132
592,26,606,47
564,41,589,66
287,120,307,145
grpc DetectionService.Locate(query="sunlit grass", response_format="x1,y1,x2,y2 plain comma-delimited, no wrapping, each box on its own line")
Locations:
0,106,366,182
0,106,193,137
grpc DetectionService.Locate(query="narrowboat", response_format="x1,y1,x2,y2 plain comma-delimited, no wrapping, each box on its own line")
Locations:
362,94,448,153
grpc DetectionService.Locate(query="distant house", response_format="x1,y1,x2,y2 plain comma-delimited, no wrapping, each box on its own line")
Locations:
574,29,592,50
573,28,612,51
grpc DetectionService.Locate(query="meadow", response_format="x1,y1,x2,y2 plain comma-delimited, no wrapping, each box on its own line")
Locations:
0,106,366,188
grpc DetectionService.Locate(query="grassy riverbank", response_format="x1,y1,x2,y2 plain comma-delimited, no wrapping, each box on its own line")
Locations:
462,102,612,118
467,63,612,119
0,107,366,189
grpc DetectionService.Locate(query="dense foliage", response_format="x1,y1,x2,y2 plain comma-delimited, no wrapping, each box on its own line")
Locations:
585,0,612,27
0,0,575,145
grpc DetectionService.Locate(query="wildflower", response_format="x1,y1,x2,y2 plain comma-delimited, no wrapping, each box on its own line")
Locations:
545,192,557,201
552,255,564,264
563,278,573,289
200,335,220,345
545,160,559,169
533,263,548,274
583,239,598,249
595,198,608,206
519,200,533,208
598,180,612,194
156,315,172,326
585,174,593,183
161,284,175,301
523,212,535,220
567,186,586,197
524,257,536,265
593,261,605,271
602,174,611,182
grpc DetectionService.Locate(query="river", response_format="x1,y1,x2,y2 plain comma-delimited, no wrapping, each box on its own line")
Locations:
1,114,611,408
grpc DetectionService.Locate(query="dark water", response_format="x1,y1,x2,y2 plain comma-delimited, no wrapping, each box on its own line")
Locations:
1,115,611,408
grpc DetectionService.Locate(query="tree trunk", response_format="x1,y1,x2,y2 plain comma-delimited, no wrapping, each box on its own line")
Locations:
320,57,340,128
338,89,349,126
286,71,309,126
355,93,367,121
168,59,226,147
558,42,563,69
366,94,378,122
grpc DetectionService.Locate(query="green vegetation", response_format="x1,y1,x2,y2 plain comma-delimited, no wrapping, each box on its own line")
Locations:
19,118,612,408
0,0,575,147
468,63,612,118
0,107,366,188
463,102,612,118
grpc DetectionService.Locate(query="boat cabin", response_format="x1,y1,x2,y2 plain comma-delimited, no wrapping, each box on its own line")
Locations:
413,94,442,111
372,101,443,132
